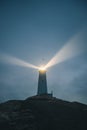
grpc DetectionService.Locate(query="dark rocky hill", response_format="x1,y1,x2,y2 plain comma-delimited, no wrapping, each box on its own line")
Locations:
0,95,87,130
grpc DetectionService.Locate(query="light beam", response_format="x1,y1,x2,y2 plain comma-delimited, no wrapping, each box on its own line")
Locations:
45,31,86,69
0,53,39,69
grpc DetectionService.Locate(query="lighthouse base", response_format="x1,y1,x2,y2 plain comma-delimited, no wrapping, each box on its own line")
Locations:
37,93,53,98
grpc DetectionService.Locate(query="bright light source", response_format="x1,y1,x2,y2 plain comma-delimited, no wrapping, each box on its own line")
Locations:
38,65,46,72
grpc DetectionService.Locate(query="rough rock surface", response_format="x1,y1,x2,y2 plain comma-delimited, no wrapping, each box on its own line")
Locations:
0,95,87,130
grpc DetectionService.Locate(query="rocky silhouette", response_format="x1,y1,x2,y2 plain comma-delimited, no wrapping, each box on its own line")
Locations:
0,95,87,130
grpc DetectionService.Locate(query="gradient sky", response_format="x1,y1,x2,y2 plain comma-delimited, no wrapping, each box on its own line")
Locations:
0,0,87,104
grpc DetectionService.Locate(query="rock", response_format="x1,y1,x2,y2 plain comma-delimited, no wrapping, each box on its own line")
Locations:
0,95,87,130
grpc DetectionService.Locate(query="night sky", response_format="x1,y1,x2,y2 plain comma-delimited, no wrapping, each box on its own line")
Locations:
0,0,87,104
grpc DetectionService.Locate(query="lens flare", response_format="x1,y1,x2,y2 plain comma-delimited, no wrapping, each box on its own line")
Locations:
0,54,39,69
45,31,86,69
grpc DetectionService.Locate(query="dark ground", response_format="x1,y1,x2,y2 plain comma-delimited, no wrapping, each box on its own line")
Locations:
0,95,87,130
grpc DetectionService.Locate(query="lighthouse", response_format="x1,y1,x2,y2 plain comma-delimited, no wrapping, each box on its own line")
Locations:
37,68,52,97
37,70,47,95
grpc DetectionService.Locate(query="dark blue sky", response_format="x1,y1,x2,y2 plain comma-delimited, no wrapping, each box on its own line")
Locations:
0,0,87,104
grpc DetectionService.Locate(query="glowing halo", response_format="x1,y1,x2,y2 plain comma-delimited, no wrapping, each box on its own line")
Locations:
38,65,46,72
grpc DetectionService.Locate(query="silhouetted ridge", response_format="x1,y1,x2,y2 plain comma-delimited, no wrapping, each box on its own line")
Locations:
0,95,87,130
